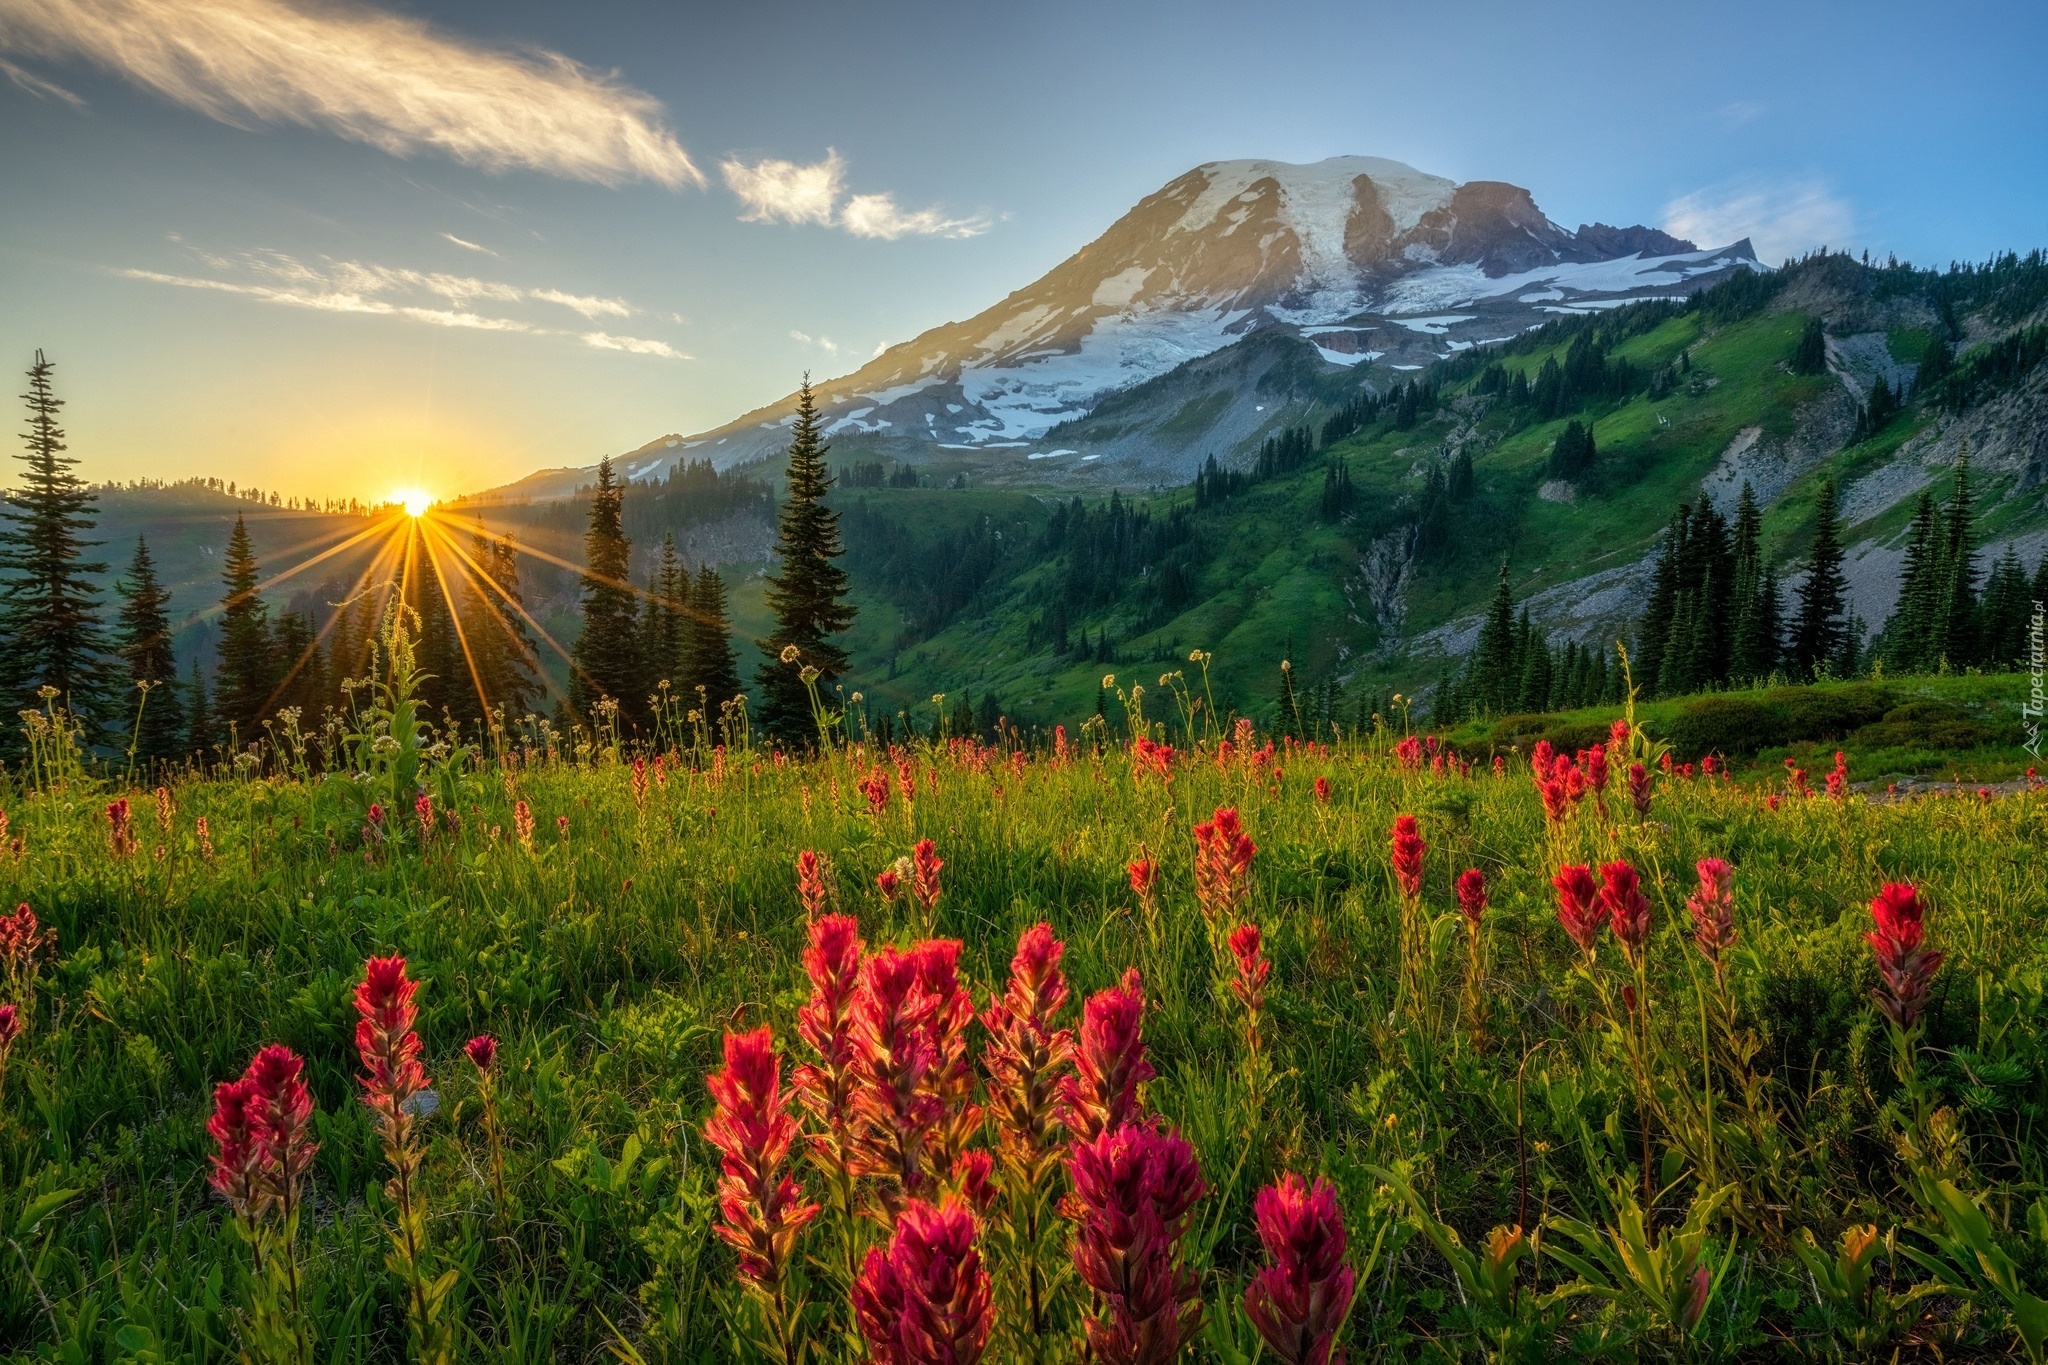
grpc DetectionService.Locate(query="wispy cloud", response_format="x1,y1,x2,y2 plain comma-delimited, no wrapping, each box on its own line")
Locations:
441,232,495,255
115,246,685,357
0,53,83,104
720,149,989,240
789,328,840,356
1663,178,1855,264
0,0,703,187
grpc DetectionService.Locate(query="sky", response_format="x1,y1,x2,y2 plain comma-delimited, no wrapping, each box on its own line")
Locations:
1,0,2044,502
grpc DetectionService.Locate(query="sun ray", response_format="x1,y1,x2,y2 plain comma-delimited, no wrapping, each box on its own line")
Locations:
254,516,411,718
418,513,584,709
170,511,403,635
415,519,491,723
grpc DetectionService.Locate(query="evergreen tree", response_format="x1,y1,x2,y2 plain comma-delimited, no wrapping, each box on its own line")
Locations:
1467,561,1518,716
756,378,856,744
186,659,214,756
976,689,1001,742
270,610,321,721
1978,546,2031,668
1277,660,1303,739
1546,420,1597,481
1913,335,1953,397
213,515,277,741
1936,445,1978,667
685,564,743,713
0,350,111,727
407,532,460,718
1791,318,1828,375
1517,626,1553,712
569,457,645,730
1728,483,1776,681
1882,491,1944,672
650,534,691,687
114,536,186,763
1637,504,1693,692
1790,477,1850,679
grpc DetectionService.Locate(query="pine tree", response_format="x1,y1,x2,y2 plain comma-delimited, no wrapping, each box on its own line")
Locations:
1277,660,1303,738
1791,318,1828,375
1728,483,1775,682
1790,477,1849,680
1517,627,1553,712
1936,444,1978,667
1979,547,2031,669
569,457,645,730
0,349,111,728
1883,491,1943,672
650,534,691,688
686,564,742,713
756,378,855,743
1637,504,1693,693
464,529,541,728
213,515,276,741
1467,561,1518,716
114,536,186,764
186,658,214,755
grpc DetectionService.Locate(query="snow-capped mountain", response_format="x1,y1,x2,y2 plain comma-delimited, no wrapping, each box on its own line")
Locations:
504,156,1762,494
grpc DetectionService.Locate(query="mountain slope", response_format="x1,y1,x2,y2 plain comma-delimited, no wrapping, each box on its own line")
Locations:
491,156,1759,497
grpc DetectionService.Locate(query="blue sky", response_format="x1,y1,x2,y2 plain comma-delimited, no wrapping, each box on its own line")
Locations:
1,0,2043,500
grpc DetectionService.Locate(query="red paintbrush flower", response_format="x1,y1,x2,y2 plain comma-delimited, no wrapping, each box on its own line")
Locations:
912,839,945,919
1686,859,1737,970
1068,1123,1207,1363
244,1044,319,1211
793,914,866,1182
860,765,891,815
1599,860,1652,966
1243,1172,1357,1365
354,955,428,1127
981,923,1075,1177
1628,762,1653,816
1455,869,1487,928
1229,923,1270,1016
1584,743,1610,794
106,797,136,857
704,1025,820,1292
1553,864,1607,957
1390,815,1425,899
1193,807,1256,923
853,1197,993,1365
877,868,903,902
1127,857,1159,919
1313,775,1332,804
1867,883,1943,1030
1538,775,1571,825
796,849,828,919
207,1075,267,1220
1393,735,1422,770
463,1034,497,1074
1827,750,1849,802
1059,968,1154,1142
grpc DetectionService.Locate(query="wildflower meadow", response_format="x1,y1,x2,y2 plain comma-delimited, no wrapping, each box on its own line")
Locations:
0,649,2045,1363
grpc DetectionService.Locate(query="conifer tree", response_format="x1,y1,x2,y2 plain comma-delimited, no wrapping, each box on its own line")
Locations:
1790,477,1850,679
569,457,645,730
213,514,277,740
114,536,186,763
1637,504,1693,693
1728,483,1776,682
1467,561,1518,716
686,564,743,713
1276,660,1303,738
649,534,691,688
1937,444,1978,667
1791,318,1828,375
1882,491,1943,672
757,378,855,743
1979,547,2031,668
0,350,111,727
484,532,541,724
186,658,214,755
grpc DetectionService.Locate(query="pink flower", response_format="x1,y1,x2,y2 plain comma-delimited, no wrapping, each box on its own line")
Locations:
1059,969,1154,1142
1193,807,1256,923
354,956,428,1125
1313,775,1332,804
877,868,903,901
1393,736,1422,771
463,1034,497,1074
1867,883,1942,1029
1553,864,1607,957
981,924,1075,1174
1390,815,1425,899
796,849,828,919
1229,923,1270,1017
1628,762,1653,816
1686,859,1737,969
853,1197,992,1365
1455,869,1487,928
207,1075,267,1219
1243,1172,1357,1365
912,839,945,917
1599,860,1652,965
1068,1123,1207,1363
792,914,866,1177
704,1025,820,1291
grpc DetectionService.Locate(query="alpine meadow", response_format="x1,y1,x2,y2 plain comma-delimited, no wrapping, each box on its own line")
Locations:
2,1,2048,1361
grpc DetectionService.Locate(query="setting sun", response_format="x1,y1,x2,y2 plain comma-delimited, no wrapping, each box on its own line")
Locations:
392,488,433,517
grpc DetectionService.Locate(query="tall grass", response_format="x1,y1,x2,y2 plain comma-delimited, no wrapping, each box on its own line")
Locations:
0,687,2043,1361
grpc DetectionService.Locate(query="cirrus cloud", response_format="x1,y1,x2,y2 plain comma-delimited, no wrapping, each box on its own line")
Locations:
0,0,703,188
1663,178,1856,265
720,149,989,240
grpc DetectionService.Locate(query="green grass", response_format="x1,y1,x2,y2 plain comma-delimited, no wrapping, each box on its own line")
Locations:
2,667,2047,1361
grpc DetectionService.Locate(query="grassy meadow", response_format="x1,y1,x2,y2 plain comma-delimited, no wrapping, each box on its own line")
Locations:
0,662,2046,1363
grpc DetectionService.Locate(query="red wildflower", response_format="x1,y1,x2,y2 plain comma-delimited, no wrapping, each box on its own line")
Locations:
853,1197,993,1365
1060,968,1154,1141
106,797,136,857
1538,775,1571,825
847,940,977,1208
1532,740,1555,779
796,849,828,919
1766,794,1781,811
630,755,649,809
1243,1172,1357,1365
1455,869,1487,928
860,765,891,814
1193,807,1256,923
1553,864,1607,957
1628,762,1653,816
206,1076,267,1219
1686,859,1738,970
980,923,1075,1177
704,1025,820,1291
1068,1123,1207,1363
1599,861,1652,965
912,839,945,919
513,799,535,848
1128,857,1159,901
1827,750,1849,802
1229,923,1270,1017
0,901,51,996
1867,883,1943,1030
1313,775,1332,804
1131,736,1176,780
1493,755,1506,778
1391,814,1425,899
1393,735,1422,771
0,1002,17,1048
463,1034,497,1074
1584,743,1610,793
1609,716,1631,751
354,956,428,1126
792,914,866,1181
244,1044,319,1210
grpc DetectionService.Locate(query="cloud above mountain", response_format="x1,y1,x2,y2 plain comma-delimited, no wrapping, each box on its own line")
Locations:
721,149,990,239
0,0,704,187
1664,178,1855,266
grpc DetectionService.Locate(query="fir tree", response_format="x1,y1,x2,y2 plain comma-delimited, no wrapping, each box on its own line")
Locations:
1791,318,1828,375
114,536,186,764
1936,444,1978,667
1882,491,1944,672
1636,504,1693,693
650,534,691,688
1277,660,1303,739
186,659,214,756
1546,420,1597,481
1728,482,1776,682
756,378,855,744
685,564,743,713
1790,477,1849,679
1979,546,2031,668
0,350,111,727
213,514,276,740
569,457,645,730
1466,561,1518,716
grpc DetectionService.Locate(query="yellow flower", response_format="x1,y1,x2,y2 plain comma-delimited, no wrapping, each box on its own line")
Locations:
1102,674,1115,689
780,644,802,664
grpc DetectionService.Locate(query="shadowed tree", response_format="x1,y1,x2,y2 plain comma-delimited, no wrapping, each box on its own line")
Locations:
0,349,111,730
570,457,645,731
1790,477,1850,680
114,536,186,764
213,515,277,743
756,377,855,743
686,564,743,717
